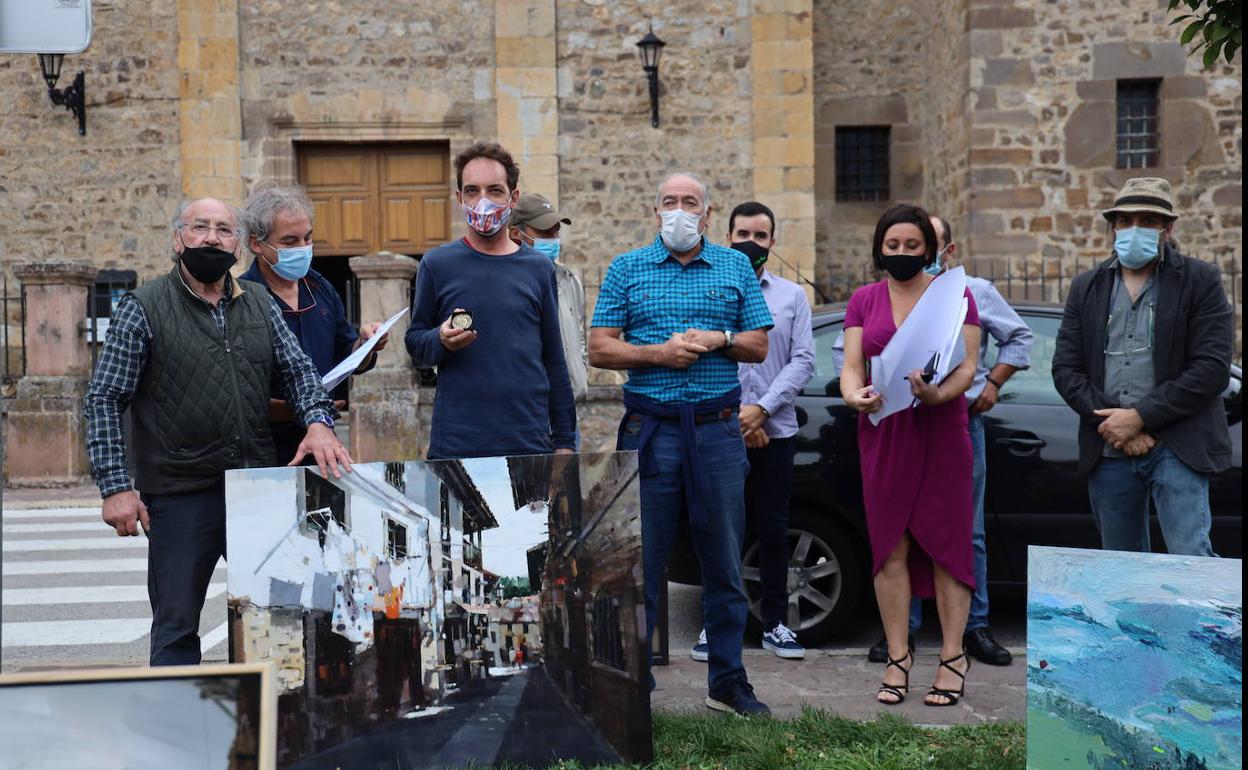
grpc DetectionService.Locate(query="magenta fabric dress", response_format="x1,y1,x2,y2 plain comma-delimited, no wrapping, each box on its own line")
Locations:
844,280,979,598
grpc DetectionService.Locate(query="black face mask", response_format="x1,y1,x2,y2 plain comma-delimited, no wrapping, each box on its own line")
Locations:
179,245,238,284
730,239,770,270
881,253,928,282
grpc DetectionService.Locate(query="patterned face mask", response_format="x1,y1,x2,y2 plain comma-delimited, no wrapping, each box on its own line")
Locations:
462,197,513,237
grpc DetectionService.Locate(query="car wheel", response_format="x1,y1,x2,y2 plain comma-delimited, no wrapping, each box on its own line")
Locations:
741,510,864,646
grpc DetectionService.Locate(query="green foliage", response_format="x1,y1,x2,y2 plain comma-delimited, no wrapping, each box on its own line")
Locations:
497,576,531,599
1168,0,1243,68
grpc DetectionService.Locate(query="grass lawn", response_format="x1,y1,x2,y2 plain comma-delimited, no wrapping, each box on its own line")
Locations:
539,708,1025,770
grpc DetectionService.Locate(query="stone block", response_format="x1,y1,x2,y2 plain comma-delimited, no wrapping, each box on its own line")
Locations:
1161,101,1224,167
1212,184,1241,207
973,187,1045,209
968,7,1036,29
969,147,1034,165
971,233,1039,256
980,58,1035,87
969,29,1003,58
971,109,1037,128
1161,76,1208,100
1063,101,1115,168
3,407,90,485
815,93,908,142
495,36,555,68
752,40,814,72
1075,79,1115,100
1092,42,1186,81
970,167,1018,187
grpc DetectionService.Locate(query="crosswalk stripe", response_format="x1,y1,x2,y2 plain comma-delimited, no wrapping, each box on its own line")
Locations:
201,622,229,654
2,582,226,606
4,522,109,534
2,557,225,576
2,508,101,520
3,537,149,552
1,618,152,647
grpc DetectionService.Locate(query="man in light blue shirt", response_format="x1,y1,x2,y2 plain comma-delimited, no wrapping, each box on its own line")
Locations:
689,201,815,662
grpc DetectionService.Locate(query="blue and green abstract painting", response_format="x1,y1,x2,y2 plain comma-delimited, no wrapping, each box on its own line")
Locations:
1027,546,1241,770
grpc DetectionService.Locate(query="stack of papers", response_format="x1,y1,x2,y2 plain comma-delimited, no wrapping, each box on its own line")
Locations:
868,267,969,426
321,306,409,391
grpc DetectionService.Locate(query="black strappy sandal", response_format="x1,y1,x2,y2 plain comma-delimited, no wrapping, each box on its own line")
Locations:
876,650,912,705
925,652,970,707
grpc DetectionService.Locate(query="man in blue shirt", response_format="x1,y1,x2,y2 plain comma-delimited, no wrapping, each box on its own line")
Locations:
589,172,774,716
241,184,389,465
405,142,576,459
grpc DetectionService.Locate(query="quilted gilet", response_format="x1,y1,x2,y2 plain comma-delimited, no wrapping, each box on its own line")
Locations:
129,268,276,494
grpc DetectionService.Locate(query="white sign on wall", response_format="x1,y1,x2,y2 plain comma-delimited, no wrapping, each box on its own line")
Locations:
0,0,93,54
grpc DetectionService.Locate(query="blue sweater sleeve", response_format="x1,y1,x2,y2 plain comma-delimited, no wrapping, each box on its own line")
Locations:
405,258,447,367
541,266,578,448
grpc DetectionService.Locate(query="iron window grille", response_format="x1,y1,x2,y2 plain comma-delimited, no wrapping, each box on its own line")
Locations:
835,126,891,202
591,596,626,671
384,461,406,494
1116,79,1161,169
386,519,408,560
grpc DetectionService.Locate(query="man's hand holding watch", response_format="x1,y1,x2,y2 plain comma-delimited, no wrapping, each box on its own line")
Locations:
439,308,478,351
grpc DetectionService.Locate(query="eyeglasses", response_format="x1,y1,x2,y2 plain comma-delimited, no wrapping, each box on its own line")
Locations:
179,222,240,241
280,279,319,315
1104,301,1155,357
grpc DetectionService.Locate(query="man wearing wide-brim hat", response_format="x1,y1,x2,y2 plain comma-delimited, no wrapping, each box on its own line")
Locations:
1052,177,1233,556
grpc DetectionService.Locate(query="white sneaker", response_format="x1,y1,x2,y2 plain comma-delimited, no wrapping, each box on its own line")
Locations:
690,628,709,662
762,622,806,659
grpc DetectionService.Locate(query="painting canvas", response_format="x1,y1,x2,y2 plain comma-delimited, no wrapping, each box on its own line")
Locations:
225,451,650,769
1027,546,1242,770
0,662,277,770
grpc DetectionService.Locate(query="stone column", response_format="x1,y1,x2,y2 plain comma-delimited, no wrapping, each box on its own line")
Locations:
495,0,560,203
177,0,243,202
4,261,97,486
347,251,424,463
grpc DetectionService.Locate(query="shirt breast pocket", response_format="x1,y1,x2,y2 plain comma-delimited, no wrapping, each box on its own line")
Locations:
701,286,741,330
627,290,663,328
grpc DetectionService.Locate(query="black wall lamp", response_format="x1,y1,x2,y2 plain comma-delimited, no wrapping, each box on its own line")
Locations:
38,53,86,136
635,25,666,128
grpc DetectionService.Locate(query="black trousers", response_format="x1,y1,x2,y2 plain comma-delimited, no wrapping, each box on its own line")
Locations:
745,436,797,630
141,483,226,666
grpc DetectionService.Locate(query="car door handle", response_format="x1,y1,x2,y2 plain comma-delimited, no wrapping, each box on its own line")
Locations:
996,435,1046,452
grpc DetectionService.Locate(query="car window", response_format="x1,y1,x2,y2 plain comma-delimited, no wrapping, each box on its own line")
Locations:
804,321,844,397
984,313,1067,406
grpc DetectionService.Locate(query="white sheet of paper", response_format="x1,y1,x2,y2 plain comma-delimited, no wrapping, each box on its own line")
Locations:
868,267,969,426
321,306,409,391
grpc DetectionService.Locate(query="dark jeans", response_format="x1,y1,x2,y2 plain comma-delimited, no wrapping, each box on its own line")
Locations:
910,413,988,632
620,413,749,691
746,436,797,630
1088,444,1215,556
142,483,227,666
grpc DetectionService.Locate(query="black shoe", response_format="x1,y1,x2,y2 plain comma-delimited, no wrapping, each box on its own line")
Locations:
867,634,914,663
963,627,1012,666
706,677,771,717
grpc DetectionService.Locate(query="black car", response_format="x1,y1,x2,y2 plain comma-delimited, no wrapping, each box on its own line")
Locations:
667,301,1242,645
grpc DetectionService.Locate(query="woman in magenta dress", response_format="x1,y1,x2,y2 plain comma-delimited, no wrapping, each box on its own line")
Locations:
840,205,981,707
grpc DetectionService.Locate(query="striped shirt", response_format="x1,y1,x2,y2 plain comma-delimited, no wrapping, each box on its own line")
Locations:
591,236,773,403
84,271,335,498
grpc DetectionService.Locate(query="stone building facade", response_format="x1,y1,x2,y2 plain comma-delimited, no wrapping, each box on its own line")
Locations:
1,0,1241,469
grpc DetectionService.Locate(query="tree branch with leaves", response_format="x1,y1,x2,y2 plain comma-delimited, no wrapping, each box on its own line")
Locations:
1169,0,1243,68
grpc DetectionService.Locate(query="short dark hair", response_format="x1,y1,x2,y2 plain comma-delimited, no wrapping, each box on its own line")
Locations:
727,201,776,238
871,204,939,272
935,216,952,246
454,141,520,192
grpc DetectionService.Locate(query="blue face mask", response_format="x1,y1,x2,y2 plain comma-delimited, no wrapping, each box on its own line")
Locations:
1114,227,1161,269
924,246,949,277
531,238,561,262
265,242,313,281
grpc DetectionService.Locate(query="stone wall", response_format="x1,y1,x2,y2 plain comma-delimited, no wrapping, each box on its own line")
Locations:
0,0,182,281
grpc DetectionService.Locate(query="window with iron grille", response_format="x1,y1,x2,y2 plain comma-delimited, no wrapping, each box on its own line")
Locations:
835,126,891,202
302,469,347,542
1116,79,1161,169
591,596,626,670
387,519,408,560
384,461,406,494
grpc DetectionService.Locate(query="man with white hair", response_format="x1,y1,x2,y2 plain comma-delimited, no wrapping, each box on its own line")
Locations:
240,184,389,465
589,172,774,716
84,197,349,666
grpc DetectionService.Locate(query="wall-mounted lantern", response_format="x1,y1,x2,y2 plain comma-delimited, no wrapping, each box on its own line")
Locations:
635,25,666,129
37,53,86,136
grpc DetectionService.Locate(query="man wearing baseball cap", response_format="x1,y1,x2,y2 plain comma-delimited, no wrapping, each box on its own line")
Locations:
1052,177,1233,556
510,193,590,415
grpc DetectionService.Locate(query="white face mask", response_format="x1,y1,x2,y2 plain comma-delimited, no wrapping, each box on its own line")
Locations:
659,209,704,253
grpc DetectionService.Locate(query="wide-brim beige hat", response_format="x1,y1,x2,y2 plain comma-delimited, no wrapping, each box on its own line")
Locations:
1101,176,1178,223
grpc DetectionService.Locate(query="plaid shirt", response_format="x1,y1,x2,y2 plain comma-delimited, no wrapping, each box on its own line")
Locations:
84,271,335,498
591,235,773,403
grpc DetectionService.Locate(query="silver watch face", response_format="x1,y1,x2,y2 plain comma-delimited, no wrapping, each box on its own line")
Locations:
450,311,474,330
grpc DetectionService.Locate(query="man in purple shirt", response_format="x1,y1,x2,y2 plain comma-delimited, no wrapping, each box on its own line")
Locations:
690,201,815,661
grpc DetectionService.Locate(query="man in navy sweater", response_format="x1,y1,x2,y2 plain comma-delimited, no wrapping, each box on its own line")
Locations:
405,142,576,459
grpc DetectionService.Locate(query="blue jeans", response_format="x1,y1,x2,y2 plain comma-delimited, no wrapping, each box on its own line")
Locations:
620,413,749,691
909,413,988,632
1088,444,1215,556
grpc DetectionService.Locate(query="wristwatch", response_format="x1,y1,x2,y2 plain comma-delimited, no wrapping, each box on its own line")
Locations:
723,330,736,349
313,415,335,430
986,376,1004,389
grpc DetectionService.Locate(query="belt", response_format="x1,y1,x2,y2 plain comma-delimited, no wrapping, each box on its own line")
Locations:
627,407,736,426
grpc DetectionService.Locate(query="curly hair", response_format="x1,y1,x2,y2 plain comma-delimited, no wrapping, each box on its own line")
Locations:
454,141,520,192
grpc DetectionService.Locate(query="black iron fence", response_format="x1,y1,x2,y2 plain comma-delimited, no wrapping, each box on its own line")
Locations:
2,275,26,395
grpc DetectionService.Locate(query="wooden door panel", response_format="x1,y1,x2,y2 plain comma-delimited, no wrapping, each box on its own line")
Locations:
302,153,370,189
381,194,419,253
420,195,449,246
383,152,445,187
339,197,371,252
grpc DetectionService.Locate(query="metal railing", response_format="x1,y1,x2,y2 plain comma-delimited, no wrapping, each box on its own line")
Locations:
2,275,26,395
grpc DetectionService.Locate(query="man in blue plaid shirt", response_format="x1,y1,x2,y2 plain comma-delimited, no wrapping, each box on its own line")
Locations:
84,197,348,666
589,172,774,717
